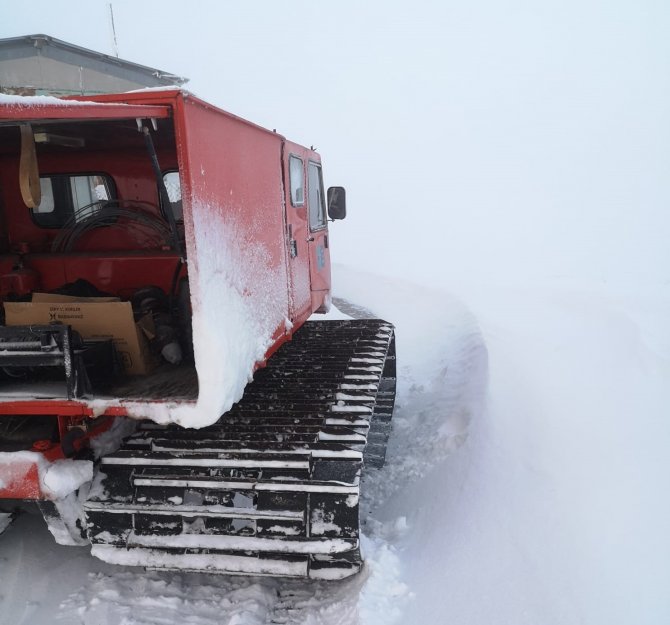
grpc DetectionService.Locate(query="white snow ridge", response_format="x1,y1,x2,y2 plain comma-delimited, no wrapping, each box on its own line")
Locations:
1,265,668,625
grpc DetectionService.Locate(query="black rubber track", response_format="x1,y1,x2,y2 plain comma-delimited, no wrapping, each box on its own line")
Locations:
84,319,396,579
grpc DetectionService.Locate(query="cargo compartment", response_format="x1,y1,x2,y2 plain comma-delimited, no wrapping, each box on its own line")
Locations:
0,89,307,429
0,98,197,408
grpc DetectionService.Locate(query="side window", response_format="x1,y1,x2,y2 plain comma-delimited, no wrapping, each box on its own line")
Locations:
308,162,326,230
31,174,115,228
162,171,183,220
34,178,55,214
289,156,304,206
72,175,110,220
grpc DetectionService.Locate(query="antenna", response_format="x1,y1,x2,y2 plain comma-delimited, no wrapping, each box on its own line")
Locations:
109,3,119,58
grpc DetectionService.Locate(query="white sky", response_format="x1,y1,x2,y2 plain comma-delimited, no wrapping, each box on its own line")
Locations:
2,0,669,291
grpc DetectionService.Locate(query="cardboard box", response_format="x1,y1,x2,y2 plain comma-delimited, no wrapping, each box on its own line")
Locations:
4,294,157,376
32,293,120,304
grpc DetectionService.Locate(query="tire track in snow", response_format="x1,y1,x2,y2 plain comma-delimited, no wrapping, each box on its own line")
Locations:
267,578,361,625
59,571,278,625
58,569,364,625
361,311,488,513
334,288,489,623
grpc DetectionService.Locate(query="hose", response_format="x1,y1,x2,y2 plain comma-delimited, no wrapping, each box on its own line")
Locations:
51,200,173,253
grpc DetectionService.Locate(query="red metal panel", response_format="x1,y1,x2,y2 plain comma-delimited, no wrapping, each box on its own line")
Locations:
0,253,181,300
174,94,294,365
305,160,332,305
0,401,128,417
28,254,180,295
0,459,41,499
0,101,170,122
0,142,175,249
0,90,336,451
0,401,89,416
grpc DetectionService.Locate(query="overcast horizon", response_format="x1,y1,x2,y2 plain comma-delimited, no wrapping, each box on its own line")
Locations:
2,0,669,292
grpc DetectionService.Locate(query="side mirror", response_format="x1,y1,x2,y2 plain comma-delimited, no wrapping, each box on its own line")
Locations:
327,186,346,220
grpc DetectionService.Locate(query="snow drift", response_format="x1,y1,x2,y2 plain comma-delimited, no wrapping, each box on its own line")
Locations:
1,266,668,625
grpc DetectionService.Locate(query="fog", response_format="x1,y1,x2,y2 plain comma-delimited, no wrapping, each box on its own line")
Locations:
2,0,669,291
2,5,670,623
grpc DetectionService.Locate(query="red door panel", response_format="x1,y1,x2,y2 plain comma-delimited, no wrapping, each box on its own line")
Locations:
306,160,331,299
283,143,312,323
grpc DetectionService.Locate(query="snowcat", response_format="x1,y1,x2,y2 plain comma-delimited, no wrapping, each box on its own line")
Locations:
0,90,395,579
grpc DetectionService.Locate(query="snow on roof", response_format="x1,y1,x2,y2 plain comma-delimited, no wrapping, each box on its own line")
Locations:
124,86,189,94
0,92,171,122
0,93,100,107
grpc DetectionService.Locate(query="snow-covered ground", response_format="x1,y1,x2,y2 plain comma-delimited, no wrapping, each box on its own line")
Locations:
1,264,668,624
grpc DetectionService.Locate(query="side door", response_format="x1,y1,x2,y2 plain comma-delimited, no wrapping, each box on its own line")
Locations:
282,144,312,323
305,159,331,302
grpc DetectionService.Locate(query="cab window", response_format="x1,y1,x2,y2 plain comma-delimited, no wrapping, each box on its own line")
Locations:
162,171,183,220
31,174,115,228
289,156,304,206
308,162,326,230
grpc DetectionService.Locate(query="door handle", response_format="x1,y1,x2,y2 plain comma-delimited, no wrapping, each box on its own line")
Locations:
306,236,315,242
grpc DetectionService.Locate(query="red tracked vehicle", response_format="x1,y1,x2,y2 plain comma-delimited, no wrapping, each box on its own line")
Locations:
0,90,395,579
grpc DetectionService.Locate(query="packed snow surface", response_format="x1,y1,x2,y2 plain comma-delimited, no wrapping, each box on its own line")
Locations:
0,513,11,535
0,452,92,500
170,198,289,428
42,459,93,500
1,264,668,624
